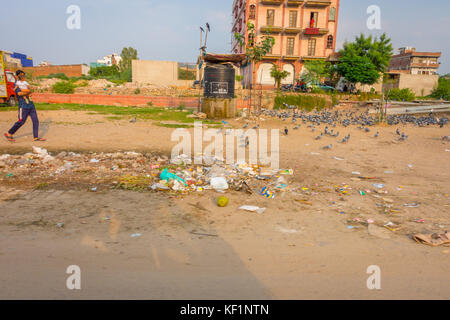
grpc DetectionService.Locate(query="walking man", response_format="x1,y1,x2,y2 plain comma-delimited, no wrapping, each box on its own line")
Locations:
4,70,46,142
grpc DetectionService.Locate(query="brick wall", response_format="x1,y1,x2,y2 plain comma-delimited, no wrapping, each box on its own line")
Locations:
22,65,88,78
31,93,247,110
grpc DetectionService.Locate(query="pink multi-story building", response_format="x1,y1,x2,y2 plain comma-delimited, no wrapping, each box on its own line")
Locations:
232,0,340,86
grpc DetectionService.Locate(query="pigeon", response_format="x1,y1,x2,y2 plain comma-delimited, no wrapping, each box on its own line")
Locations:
323,144,333,150
443,136,450,141
130,117,137,123
252,124,259,130
396,128,401,135
243,123,249,129
293,124,301,130
315,133,323,140
374,132,379,138
400,133,408,141
365,128,370,133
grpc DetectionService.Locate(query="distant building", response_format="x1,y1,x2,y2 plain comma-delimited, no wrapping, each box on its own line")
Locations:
1,50,33,69
96,53,122,67
232,0,340,86
388,47,441,75
39,61,52,67
384,47,442,96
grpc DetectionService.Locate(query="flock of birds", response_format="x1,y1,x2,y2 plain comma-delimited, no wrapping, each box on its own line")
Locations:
237,107,449,150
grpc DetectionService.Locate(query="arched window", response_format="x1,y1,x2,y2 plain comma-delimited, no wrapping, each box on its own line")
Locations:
329,7,336,21
327,35,334,49
249,5,256,19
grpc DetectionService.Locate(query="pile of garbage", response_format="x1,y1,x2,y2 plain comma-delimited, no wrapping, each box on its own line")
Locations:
0,147,296,197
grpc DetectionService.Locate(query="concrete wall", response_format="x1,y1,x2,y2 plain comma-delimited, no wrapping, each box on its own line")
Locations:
132,60,192,87
397,74,438,96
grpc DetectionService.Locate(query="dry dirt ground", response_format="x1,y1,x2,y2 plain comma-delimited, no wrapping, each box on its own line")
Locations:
0,108,449,300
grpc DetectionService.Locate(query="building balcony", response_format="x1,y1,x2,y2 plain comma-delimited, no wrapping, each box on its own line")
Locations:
301,56,327,61
287,0,305,6
283,55,301,61
260,26,283,34
261,0,284,5
284,27,302,34
304,0,331,7
410,63,440,68
262,54,282,60
304,27,329,35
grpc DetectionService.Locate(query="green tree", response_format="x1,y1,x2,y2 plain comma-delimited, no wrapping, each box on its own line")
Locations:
301,60,328,84
119,47,138,73
89,65,120,78
338,33,393,85
337,55,380,85
270,65,290,90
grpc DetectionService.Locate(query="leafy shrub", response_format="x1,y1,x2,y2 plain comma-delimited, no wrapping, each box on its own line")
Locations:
52,81,76,94
387,88,415,101
274,94,329,111
430,78,450,100
134,88,141,95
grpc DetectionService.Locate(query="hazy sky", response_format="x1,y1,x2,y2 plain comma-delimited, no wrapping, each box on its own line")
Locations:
1,0,449,73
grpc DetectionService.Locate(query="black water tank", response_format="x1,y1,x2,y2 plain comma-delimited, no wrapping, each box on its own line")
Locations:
203,63,235,99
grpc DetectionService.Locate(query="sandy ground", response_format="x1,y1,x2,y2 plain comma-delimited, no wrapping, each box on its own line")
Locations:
0,108,449,300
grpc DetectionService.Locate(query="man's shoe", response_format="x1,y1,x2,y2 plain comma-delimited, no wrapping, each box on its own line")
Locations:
4,133,15,142
34,137,46,142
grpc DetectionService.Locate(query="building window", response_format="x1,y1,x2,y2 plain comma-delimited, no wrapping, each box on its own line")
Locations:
287,38,295,56
249,5,256,19
329,7,336,21
310,12,318,28
268,37,274,54
327,35,333,49
248,33,255,47
308,39,316,56
267,9,275,26
289,11,298,28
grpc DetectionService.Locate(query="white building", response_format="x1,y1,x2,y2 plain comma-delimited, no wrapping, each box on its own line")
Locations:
97,53,122,67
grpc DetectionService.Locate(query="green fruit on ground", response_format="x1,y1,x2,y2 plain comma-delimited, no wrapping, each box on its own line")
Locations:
217,196,229,207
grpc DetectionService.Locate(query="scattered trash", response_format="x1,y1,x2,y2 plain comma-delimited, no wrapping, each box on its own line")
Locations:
404,203,420,208
217,196,229,207
260,187,275,199
130,233,142,238
359,190,366,196
347,225,356,230
56,222,64,228
276,226,299,234
91,187,97,192
413,218,425,223
384,222,401,232
280,169,294,175
368,224,391,239
373,184,385,189
413,232,450,247
160,168,187,186
352,171,361,175
239,206,266,214
210,177,229,192
384,170,394,174
90,159,100,163
333,157,345,161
